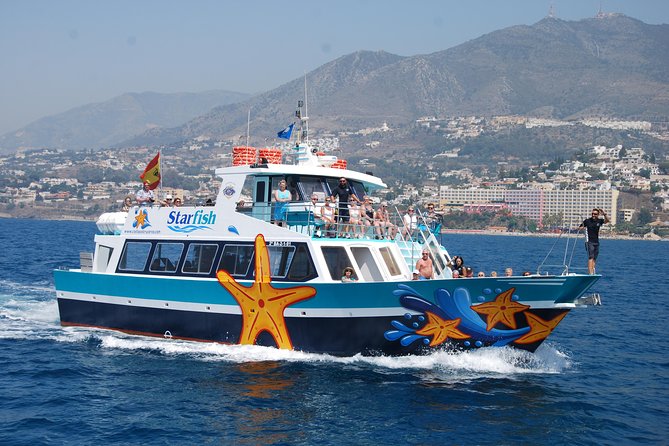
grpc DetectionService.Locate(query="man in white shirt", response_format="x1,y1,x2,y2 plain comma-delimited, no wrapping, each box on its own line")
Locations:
402,206,418,238
136,182,155,206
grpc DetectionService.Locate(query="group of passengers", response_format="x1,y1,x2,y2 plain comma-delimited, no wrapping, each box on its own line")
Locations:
301,193,398,239
445,256,529,278
269,175,447,240
272,175,414,239
122,181,183,211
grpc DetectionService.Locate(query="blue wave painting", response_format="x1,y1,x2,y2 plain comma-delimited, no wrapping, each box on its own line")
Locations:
167,225,213,233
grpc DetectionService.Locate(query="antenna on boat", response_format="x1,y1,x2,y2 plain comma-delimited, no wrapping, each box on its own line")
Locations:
245,108,251,148
303,74,309,143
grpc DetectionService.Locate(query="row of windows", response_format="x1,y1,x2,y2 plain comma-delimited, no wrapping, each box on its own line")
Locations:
114,239,405,283
116,240,317,282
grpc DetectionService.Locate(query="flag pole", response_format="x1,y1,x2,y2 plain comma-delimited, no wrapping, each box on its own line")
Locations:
158,149,163,202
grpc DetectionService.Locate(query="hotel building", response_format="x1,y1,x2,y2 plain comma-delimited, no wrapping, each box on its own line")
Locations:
439,187,619,227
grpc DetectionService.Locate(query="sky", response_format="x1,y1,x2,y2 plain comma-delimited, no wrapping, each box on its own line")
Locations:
1,0,668,135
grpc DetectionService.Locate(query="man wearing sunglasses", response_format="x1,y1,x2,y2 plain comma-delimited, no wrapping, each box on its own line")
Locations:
579,208,610,274
330,177,360,237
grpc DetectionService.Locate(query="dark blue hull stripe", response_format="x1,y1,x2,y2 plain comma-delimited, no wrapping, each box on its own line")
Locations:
57,299,564,355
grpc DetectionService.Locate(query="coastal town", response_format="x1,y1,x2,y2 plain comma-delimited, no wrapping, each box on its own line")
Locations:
1,115,668,239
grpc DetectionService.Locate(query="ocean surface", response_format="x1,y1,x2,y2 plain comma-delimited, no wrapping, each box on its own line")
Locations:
0,219,667,445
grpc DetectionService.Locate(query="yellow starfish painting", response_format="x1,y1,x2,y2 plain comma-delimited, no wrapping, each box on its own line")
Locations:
216,234,316,349
415,311,469,347
513,311,568,345
471,288,530,331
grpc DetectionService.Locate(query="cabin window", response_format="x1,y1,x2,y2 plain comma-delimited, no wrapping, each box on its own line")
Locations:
349,180,366,198
321,246,353,281
96,245,113,271
285,176,301,201
182,243,218,274
149,242,184,273
325,178,365,199
286,244,317,281
351,247,383,281
118,242,152,272
266,245,296,278
299,177,327,200
219,244,254,277
379,247,402,276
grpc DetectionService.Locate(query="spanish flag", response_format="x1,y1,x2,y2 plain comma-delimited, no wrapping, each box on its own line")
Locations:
139,152,161,190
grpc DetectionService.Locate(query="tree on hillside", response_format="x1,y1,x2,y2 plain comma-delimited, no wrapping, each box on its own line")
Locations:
637,208,653,226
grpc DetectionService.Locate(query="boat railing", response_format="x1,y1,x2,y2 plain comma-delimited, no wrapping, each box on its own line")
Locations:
388,204,452,279
237,200,408,242
536,228,588,276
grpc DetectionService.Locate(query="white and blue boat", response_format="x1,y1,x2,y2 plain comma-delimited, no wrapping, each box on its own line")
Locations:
54,104,600,356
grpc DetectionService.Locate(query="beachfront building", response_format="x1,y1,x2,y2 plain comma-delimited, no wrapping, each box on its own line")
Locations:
439,187,619,228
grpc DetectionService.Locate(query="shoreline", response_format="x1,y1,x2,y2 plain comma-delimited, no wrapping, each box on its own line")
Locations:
439,228,664,241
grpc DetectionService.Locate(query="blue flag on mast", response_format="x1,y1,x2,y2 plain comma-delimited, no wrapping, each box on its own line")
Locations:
277,123,294,139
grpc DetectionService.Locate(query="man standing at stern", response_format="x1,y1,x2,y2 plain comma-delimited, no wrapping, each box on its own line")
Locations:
579,208,610,274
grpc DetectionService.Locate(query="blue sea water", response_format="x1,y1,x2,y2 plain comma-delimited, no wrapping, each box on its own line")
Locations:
0,219,667,445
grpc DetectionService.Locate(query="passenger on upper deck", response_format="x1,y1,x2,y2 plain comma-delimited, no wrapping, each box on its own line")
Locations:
173,197,182,207
273,179,291,227
320,197,336,236
307,194,325,235
331,177,360,237
348,199,364,238
505,267,513,277
122,196,133,212
401,206,418,239
424,202,443,232
160,194,174,207
374,202,396,239
361,196,375,233
136,182,155,207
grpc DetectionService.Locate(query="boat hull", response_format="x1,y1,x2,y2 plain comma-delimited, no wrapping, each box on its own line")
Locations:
54,270,598,355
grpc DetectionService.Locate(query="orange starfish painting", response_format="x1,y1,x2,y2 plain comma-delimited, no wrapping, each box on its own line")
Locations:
471,288,530,331
415,311,469,347
513,311,568,345
216,234,316,349
133,209,149,229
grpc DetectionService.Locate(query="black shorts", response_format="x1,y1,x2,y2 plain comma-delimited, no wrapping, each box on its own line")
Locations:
338,208,350,222
585,242,599,260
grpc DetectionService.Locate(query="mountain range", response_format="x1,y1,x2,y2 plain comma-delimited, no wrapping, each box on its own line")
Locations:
0,90,249,153
2,13,668,153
